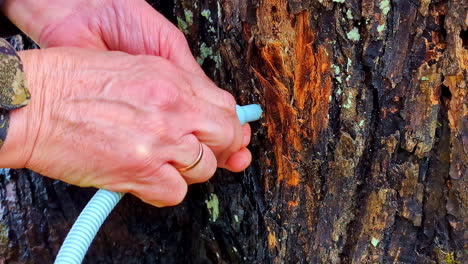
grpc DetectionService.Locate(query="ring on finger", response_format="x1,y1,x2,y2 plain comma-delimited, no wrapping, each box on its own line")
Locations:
177,142,203,172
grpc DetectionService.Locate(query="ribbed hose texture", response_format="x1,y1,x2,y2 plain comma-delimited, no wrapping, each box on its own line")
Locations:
54,190,124,264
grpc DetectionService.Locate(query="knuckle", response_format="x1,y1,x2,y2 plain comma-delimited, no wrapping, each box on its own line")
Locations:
136,55,175,74
172,30,190,48
219,90,237,111
164,180,188,206
195,155,217,184
152,79,180,110
138,165,188,207
205,155,218,179
222,120,236,145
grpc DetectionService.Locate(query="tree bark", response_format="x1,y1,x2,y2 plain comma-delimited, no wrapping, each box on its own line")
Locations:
1,0,466,263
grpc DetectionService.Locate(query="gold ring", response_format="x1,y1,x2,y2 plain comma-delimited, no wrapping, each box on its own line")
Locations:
177,143,203,172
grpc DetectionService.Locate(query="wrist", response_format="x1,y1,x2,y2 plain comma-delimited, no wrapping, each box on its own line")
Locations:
0,103,30,168
0,50,40,169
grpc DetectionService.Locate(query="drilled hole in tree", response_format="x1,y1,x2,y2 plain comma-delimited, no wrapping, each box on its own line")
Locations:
271,6,277,13
460,29,468,49
440,84,452,100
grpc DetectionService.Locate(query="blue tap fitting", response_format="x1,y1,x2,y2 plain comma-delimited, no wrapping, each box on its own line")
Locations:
237,104,263,125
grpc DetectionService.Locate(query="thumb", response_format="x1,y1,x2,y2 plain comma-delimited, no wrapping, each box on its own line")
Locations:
102,0,205,75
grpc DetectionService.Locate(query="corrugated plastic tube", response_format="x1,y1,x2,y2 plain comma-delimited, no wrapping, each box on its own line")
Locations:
54,104,263,264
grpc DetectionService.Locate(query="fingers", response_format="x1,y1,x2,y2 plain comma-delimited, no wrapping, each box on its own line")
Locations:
171,134,217,185
223,147,252,172
114,0,205,75
132,164,188,207
219,125,252,172
242,124,252,147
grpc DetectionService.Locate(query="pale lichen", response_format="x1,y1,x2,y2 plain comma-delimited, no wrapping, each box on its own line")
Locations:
333,64,341,75
197,42,214,65
347,27,361,42
212,51,222,68
184,10,193,26
379,0,391,16
177,17,188,33
371,237,380,247
197,43,222,68
201,9,213,23
347,58,352,71
346,9,353,20
336,88,343,96
177,9,194,34
332,64,342,83
377,24,386,33
343,91,354,109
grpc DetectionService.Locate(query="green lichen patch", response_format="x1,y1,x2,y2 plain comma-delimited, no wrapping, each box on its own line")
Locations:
336,88,343,96
347,58,352,71
333,64,341,75
177,9,194,34
205,193,220,222
177,18,188,34
343,91,354,109
346,9,353,20
379,0,391,16
370,237,380,247
196,43,222,68
201,9,213,23
347,27,361,42
197,42,214,65
377,24,386,33
184,10,193,26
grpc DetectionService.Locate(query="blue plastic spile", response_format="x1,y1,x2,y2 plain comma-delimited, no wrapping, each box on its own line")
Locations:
236,104,263,125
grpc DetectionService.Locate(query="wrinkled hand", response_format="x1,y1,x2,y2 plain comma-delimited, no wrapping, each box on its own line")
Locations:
4,48,251,207
2,0,253,175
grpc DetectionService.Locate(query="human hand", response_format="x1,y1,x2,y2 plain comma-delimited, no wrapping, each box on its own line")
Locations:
0,48,251,206
2,0,253,173
2,0,203,74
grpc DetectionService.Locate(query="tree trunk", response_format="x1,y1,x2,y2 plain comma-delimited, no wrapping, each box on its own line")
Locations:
1,0,466,263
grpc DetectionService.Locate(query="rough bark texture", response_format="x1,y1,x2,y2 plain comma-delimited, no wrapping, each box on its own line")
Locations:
1,0,467,263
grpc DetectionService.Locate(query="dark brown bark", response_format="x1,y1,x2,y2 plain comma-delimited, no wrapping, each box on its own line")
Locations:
1,0,466,263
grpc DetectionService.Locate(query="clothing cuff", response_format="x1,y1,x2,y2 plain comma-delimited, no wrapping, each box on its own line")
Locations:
0,38,30,150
